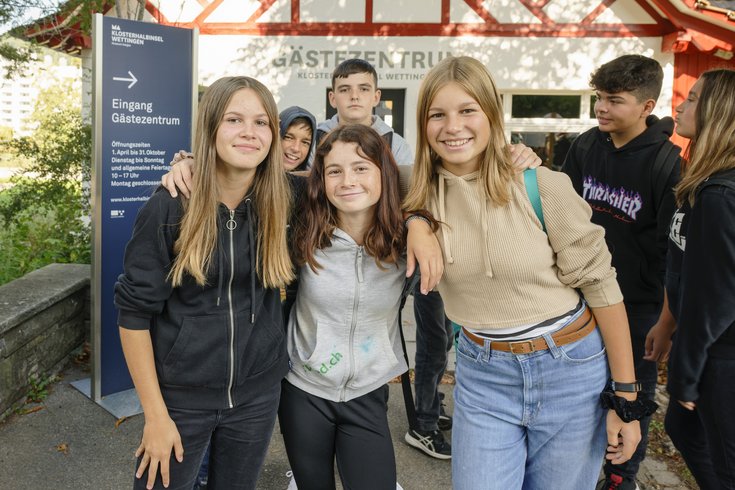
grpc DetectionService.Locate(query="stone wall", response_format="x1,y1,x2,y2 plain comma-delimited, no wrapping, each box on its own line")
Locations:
0,263,90,418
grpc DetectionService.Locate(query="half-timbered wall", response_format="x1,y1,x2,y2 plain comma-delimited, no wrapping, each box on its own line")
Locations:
122,0,678,147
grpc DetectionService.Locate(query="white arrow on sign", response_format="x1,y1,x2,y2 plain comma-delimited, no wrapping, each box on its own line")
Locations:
113,71,138,89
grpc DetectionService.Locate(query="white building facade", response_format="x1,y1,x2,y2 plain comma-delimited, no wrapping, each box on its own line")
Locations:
0,46,81,138
147,0,679,161
27,0,735,162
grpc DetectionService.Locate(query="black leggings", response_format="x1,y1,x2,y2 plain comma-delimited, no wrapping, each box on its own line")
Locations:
278,380,396,490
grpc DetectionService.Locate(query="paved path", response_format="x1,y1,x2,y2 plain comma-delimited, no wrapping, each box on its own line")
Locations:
0,297,690,489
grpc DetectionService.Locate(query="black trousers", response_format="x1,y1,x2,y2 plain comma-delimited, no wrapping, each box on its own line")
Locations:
413,287,453,432
278,380,396,490
666,356,735,490
132,382,280,490
604,312,659,479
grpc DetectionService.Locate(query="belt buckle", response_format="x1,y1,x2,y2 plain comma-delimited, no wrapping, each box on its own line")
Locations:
509,340,534,354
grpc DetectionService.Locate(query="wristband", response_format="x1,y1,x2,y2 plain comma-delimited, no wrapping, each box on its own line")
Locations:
610,380,642,393
600,389,658,423
405,214,431,228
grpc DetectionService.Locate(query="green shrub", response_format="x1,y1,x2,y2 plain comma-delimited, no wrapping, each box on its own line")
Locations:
0,84,90,285
0,183,90,285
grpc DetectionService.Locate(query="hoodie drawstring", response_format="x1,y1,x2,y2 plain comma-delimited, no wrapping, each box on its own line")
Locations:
218,200,256,323
216,214,225,306
245,199,256,325
434,167,493,277
436,172,454,265
480,193,493,278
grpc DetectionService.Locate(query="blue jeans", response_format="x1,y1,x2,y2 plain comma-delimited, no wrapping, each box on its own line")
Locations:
413,287,453,431
133,382,280,490
194,446,210,488
452,326,609,490
604,311,659,480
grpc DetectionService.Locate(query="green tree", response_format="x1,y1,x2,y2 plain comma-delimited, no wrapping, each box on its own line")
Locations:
0,79,91,284
0,0,109,77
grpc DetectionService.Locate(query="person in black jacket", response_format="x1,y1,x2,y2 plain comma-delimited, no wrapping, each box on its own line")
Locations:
562,55,680,490
114,76,294,490
662,69,735,489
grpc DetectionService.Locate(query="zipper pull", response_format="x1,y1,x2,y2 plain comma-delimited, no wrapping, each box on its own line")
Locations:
226,209,237,231
356,246,364,282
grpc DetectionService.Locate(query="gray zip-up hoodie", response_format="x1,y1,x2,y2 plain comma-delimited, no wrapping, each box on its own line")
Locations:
316,114,414,165
285,229,408,402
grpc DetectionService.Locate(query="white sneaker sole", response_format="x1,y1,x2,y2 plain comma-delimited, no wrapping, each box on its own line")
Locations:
404,432,452,460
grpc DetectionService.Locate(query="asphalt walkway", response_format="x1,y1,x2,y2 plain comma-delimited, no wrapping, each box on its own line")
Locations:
0,296,688,489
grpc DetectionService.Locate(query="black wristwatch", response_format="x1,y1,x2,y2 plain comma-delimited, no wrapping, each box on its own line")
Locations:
610,380,642,393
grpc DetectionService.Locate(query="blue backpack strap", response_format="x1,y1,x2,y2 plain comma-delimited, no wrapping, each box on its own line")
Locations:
523,167,545,232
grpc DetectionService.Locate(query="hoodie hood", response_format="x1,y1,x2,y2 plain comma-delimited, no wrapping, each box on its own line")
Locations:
279,106,317,170
597,115,675,153
432,167,495,277
316,114,392,137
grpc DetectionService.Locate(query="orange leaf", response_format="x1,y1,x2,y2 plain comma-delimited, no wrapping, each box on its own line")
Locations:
19,405,44,415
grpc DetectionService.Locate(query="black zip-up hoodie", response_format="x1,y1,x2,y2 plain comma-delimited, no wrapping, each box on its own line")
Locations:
563,115,681,316
114,188,288,410
667,168,735,402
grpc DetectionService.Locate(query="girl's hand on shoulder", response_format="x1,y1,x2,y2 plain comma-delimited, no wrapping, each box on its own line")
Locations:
135,414,184,489
604,410,641,465
162,151,195,199
508,144,541,171
406,218,443,294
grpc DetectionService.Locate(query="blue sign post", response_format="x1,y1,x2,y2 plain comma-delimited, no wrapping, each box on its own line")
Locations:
75,14,197,417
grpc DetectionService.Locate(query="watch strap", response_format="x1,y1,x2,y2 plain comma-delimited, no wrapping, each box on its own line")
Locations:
610,380,642,393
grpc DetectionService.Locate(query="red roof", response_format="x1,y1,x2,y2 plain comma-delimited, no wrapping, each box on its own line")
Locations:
652,0,734,58
23,1,114,54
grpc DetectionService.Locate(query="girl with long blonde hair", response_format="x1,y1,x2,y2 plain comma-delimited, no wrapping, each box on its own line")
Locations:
405,56,643,489
663,68,735,489
115,76,292,490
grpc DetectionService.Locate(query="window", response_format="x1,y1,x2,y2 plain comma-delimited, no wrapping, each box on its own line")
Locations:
510,131,578,171
511,95,581,118
504,92,594,169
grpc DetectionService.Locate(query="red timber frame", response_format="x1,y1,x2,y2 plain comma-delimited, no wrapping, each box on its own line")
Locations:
26,1,734,57
145,0,673,37
646,0,735,149
24,0,734,135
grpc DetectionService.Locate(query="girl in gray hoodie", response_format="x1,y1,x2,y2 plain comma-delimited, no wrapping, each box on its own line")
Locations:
280,124,434,490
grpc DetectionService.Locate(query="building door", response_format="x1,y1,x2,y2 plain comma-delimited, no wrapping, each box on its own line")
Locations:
325,88,406,137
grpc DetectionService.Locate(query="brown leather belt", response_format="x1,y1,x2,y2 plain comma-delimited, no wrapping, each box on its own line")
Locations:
461,307,597,355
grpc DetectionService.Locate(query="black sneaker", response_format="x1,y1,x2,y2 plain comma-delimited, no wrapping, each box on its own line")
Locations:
404,428,452,459
595,474,640,490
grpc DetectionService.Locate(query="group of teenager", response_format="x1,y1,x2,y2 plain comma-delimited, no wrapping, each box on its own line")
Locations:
113,51,735,490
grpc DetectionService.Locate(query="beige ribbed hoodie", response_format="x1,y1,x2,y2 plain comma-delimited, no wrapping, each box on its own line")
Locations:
426,165,623,330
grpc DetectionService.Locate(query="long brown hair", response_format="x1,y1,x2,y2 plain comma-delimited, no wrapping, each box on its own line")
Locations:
169,76,294,288
675,69,735,207
403,56,513,212
293,124,405,271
